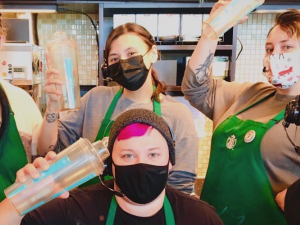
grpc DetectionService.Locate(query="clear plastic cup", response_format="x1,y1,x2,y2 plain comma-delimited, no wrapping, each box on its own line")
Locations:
202,0,265,40
4,138,110,216
47,31,81,111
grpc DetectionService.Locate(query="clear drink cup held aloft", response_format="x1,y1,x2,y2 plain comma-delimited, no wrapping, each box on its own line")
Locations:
47,31,81,111
4,138,110,216
202,0,265,40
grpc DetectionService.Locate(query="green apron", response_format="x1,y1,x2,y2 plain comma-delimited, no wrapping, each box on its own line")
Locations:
105,195,175,225
201,92,286,225
80,87,162,187
0,84,28,201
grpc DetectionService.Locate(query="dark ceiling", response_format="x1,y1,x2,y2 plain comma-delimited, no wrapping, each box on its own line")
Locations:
204,0,300,3
2,0,300,3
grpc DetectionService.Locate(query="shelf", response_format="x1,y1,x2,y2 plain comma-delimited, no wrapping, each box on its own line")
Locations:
157,45,233,51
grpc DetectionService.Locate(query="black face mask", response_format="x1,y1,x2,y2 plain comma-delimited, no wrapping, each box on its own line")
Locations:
108,55,150,91
113,161,169,204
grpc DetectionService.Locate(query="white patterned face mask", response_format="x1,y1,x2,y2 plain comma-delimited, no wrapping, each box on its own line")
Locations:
262,52,300,89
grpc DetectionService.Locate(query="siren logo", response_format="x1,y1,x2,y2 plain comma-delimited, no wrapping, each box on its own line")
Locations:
226,135,237,150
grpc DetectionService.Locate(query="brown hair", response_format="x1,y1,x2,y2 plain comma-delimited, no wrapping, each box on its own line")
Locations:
268,9,300,38
104,23,166,102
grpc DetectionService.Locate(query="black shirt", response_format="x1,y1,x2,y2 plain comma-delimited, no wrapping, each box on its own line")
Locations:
285,178,300,225
22,180,223,225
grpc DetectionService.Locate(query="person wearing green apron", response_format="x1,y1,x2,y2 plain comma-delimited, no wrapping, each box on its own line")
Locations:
182,5,300,225
39,23,198,194
79,87,162,187
0,84,28,202
0,108,223,225
201,93,286,225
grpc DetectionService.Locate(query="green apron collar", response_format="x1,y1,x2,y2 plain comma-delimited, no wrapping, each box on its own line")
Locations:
234,91,285,127
95,86,161,142
105,195,175,225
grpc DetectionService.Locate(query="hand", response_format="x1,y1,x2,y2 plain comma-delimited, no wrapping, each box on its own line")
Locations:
210,0,248,25
275,188,287,211
44,53,64,103
16,151,69,199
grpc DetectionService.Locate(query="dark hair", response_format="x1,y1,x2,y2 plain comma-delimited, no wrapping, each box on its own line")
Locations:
0,12,9,142
104,23,166,102
0,85,10,141
268,9,300,38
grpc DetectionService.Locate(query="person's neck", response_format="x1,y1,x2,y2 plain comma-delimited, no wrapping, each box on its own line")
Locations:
276,80,300,96
122,73,153,103
115,189,166,217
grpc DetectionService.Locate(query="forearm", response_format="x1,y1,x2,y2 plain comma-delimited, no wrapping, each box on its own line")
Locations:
189,34,218,82
37,101,59,156
181,35,219,118
0,198,23,225
167,171,196,194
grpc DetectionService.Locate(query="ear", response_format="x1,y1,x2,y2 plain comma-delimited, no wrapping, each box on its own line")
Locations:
149,45,158,64
168,161,172,173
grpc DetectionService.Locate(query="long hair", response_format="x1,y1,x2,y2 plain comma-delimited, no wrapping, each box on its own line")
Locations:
0,84,10,141
0,14,9,142
268,9,300,38
104,23,166,102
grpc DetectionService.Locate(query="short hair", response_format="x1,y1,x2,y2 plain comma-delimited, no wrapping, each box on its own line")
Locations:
268,9,300,38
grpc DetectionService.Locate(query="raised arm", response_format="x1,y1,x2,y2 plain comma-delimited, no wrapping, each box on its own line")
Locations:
182,0,248,120
37,54,64,156
181,1,226,119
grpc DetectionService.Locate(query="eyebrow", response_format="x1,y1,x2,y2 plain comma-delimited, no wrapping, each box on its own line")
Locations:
148,147,160,151
108,47,137,58
265,39,291,45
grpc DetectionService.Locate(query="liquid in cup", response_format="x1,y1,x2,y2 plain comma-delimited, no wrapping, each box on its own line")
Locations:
4,138,110,216
202,0,265,40
47,31,81,111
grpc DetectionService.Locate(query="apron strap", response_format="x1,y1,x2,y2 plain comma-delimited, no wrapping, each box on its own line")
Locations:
96,86,162,141
163,195,176,225
235,91,276,116
266,109,285,127
103,88,123,121
95,88,123,141
106,195,117,225
153,85,162,116
106,195,175,225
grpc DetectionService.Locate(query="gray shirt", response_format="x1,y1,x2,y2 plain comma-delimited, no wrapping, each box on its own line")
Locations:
56,86,198,193
182,65,300,194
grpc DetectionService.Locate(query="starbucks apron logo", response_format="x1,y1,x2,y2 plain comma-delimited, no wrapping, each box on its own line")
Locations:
226,134,237,150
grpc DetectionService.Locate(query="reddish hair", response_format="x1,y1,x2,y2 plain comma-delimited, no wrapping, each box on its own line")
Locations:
104,23,166,102
268,9,300,38
117,123,153,141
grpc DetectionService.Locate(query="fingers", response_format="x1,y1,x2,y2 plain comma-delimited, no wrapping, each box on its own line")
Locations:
46,68,60,78
16,163,40,183
238,16,249,25
45,52,52,69
58,191,69,199
15,154,56,183
44,72,64,99
211,0,229,14
44,77,63,89
44,151,57,162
